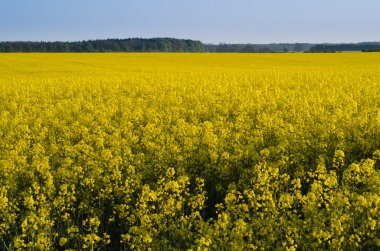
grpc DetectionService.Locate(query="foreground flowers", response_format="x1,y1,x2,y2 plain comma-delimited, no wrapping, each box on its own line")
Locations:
0,53,380,250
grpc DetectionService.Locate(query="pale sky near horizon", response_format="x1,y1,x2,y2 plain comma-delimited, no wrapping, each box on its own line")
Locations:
1,0,380,44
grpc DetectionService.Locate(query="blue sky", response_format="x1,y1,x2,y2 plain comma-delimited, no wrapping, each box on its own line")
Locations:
1,0,379,43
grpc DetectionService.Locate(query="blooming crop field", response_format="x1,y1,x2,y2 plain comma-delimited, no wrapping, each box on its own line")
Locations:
1,53,380,250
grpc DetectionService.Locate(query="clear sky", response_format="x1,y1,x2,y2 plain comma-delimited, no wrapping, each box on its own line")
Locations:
1,0,380,43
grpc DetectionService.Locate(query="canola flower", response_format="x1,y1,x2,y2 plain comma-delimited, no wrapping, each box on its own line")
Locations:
0,53,380,250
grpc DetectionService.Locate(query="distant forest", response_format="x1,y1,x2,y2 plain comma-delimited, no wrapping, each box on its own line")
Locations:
307,42,380,52
206,42,380,52
205,43,314,52
0,38,380,53
0,38,205,52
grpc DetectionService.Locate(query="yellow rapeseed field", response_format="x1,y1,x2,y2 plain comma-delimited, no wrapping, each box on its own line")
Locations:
0,53,380,250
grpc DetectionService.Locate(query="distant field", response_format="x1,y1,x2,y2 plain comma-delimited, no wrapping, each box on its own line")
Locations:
1,53,380,250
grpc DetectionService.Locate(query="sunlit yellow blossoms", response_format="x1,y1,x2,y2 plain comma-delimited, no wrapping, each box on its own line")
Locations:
0,52,380,250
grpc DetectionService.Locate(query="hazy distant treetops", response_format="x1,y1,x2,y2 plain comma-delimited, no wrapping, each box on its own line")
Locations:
1,38,380,53
0,38,205,53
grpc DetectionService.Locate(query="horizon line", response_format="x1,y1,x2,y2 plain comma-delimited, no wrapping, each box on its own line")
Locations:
1,37,380,45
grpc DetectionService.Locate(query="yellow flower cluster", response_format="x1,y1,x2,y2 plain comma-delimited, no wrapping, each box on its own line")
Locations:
0,52,380,250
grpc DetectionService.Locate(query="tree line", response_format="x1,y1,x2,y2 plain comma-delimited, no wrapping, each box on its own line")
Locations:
205,43,314,53
0,38,205,52
308,42,380,52
206,42,380,53
1,38,380,53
